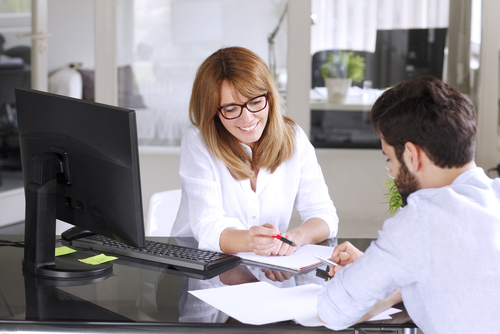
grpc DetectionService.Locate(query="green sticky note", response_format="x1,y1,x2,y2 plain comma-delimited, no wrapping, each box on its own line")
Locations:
55,246,77,257
78,253,118,265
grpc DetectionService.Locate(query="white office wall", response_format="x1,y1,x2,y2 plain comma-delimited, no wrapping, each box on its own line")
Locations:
0,189,25,228
46,0,289,73
315,149,390,237
125,0,287,70
94,0,118,106
47,0,94,72
138,146,181,217
475,0,500,171
286,0,311,136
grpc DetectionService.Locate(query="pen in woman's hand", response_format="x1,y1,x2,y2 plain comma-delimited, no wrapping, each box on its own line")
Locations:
273,235,298,247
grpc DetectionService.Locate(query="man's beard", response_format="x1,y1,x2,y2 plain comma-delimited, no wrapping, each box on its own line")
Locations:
394,160,421,206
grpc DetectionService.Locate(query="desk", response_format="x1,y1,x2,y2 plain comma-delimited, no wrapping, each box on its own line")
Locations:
0,235,416,333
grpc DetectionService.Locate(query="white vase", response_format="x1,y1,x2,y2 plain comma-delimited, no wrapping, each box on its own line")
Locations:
324,78,352,103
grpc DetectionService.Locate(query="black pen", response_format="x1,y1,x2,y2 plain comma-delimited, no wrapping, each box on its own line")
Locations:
273,235,298,247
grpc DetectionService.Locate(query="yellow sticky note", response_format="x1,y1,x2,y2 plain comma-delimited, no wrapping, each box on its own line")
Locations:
55,246,77,257
78,253,118,265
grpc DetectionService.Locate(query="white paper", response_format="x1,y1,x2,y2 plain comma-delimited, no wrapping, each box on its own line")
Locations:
189,281,402,328
236,244,335,272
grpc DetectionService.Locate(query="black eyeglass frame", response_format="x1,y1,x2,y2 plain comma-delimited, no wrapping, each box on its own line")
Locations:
217,93,268,120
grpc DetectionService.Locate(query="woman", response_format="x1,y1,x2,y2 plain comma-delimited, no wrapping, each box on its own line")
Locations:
171,47,338,255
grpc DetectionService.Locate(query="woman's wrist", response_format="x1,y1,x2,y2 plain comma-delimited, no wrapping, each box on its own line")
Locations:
288,218,330,246
220,227,250,254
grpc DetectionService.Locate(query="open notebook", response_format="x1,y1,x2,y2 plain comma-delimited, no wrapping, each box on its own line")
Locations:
236,244,335,274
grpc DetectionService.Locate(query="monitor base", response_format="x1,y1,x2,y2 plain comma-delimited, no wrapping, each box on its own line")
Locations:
23,251,113,283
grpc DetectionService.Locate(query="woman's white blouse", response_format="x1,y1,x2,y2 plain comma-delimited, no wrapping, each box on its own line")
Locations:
171,124,338,252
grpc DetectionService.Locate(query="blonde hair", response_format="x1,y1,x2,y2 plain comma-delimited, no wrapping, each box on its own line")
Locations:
189,47,296,180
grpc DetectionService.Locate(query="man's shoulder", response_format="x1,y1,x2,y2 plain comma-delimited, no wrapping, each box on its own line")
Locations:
409,167,499,204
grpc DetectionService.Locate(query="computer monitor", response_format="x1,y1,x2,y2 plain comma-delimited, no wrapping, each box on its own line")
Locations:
372,28,447,89
15,88,145,281
311,28,447,90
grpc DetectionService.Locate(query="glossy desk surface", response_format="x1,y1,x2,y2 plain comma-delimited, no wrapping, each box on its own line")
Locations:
0,235,415,333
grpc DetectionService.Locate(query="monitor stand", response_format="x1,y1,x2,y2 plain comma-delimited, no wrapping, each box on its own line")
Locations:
22,152,112,281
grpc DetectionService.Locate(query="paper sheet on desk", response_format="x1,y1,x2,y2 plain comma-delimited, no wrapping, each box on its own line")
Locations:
236,244,335,272
189,281,402,328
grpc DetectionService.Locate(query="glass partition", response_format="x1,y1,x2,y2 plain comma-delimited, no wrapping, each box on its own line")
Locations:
309,0,451,149
0,0,31,172
116,0,288,147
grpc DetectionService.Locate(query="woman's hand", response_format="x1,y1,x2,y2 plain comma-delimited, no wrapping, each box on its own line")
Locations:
220,223,300,256
329,241,364,276
247,223,281,256
272,232,299,256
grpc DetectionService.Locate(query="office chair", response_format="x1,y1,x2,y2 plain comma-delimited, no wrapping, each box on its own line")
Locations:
145,189,182,236
3,46,30,66
311,50,333,88
137,188,182,321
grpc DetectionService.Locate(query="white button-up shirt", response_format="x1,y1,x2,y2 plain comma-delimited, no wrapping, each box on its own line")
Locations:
171,124,338,252
318,167,500,333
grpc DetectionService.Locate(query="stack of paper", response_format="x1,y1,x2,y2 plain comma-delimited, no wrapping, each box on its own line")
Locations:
189,281,401,328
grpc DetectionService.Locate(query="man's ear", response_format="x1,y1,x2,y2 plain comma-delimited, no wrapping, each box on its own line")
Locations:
402,142,422,173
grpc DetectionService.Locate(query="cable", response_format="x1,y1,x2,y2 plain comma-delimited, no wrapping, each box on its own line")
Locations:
0,239,24,248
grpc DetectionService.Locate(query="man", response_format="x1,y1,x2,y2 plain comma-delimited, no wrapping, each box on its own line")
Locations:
317,76,500,333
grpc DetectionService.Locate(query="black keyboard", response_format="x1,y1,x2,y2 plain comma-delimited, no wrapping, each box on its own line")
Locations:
68,235,241,271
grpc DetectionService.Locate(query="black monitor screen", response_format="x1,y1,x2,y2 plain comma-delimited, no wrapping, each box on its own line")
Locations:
16,88,145,280
372,28,447,88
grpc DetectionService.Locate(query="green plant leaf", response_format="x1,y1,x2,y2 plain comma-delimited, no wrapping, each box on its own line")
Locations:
383,170,402,215
347,53,365,83
320,51,365,83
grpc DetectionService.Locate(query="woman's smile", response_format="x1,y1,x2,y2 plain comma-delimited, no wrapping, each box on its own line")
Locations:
238,121,259,132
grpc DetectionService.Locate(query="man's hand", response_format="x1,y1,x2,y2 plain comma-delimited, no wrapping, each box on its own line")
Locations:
329,241,364,276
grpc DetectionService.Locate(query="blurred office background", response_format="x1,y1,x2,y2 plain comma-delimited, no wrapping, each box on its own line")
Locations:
0,0,497,241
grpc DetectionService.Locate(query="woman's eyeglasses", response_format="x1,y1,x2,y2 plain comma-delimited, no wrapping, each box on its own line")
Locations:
218,93,268,120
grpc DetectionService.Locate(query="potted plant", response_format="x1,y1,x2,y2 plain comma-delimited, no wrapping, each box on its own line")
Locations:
320,51,365,103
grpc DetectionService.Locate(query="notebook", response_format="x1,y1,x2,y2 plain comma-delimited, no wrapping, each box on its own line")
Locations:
236,244,335,274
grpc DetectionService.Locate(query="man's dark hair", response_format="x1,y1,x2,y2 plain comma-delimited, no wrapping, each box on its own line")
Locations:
371,75,476,168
